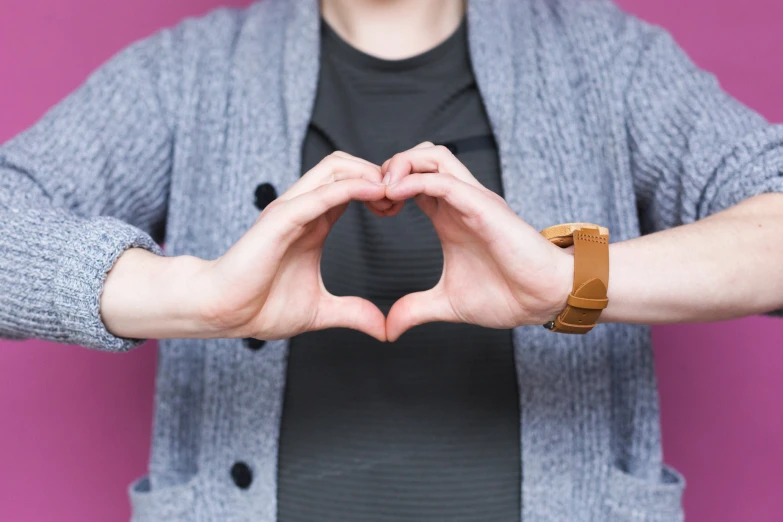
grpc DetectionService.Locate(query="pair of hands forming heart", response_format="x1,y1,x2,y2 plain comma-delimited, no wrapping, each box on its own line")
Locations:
198,143,574,342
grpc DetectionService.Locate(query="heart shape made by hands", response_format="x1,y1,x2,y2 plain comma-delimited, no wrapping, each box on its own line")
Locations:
201,143,574,343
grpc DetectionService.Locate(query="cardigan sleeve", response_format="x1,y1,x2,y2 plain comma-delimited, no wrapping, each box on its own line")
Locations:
620,16,783,318
0,27,183,351
622,18,783,232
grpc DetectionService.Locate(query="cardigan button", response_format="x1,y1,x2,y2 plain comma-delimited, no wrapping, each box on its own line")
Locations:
243,338,266,351
230,461,253,490
254,182,278,210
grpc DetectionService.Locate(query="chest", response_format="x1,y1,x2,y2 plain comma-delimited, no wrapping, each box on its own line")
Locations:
161,36,640,263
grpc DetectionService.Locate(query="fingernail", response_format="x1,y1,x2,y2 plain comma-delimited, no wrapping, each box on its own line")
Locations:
382,173,391,185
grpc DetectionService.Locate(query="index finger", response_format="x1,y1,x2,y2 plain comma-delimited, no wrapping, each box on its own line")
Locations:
385,173,487,219
282,154,383,201
281,178,388,228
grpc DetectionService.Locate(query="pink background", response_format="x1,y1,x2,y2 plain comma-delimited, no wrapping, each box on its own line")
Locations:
0,0,781,520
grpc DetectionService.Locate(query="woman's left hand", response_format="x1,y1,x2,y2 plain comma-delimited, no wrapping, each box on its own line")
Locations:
381,143,574,341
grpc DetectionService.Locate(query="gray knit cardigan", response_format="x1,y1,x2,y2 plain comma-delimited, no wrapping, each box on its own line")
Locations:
2,0,782,520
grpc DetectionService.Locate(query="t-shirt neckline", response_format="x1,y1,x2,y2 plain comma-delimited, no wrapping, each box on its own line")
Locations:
320,16,468,72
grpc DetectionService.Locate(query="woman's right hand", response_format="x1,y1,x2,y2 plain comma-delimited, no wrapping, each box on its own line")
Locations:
101,152,389,343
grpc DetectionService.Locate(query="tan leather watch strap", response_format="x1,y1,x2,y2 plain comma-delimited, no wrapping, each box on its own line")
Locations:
540,223,610,334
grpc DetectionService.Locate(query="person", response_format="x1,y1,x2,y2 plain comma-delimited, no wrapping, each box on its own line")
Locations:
1,0,782,520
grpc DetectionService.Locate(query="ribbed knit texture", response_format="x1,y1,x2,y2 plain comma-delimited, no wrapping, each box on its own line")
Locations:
1,1,782,521
0,27,178,351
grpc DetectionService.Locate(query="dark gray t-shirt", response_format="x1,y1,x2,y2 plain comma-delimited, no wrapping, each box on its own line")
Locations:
277,18,520,521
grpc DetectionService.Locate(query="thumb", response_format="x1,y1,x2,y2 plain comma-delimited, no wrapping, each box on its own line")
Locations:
313,295,388,342
386,287,455,342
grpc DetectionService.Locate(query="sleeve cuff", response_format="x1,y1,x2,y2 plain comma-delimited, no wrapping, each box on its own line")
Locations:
51,215,165,351
704,125,783,218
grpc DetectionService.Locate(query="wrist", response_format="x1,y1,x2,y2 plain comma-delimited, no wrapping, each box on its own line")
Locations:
101,248,214,340
539,223,610,333
547,249,574,322
158,254,220,338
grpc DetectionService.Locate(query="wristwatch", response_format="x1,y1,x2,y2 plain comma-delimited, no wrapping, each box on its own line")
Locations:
540,223,610,334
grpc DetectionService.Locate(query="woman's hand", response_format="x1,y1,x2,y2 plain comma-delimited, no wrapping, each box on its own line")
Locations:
102,152,389,342
381,143,574,341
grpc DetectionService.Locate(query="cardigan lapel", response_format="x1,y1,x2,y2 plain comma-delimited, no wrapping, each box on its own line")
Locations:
282,0,322,188
467,0,516,195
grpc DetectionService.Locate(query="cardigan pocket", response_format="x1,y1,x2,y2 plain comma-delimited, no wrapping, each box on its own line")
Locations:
129,474,201,522
603,464,685,521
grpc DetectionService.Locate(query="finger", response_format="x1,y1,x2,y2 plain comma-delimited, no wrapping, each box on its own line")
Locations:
385,288,457,342
382,200,405,217
384,145,482,187
412,193,437,218
380,142,435,183
313,295,388,342
283,155,383,200
231,181,385,298
381,141,437,172
301,152,395,215
332,151,392,213
330,150,379,169
323,202,350,227
385,173,489,219
365,203,386,217
366,198,395,212
280,178,387,228
366,199,405,217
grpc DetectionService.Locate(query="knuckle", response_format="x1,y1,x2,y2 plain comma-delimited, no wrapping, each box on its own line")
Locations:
330,150,353,162
434,144,453,157
324,151,345,166
258,198,285,220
